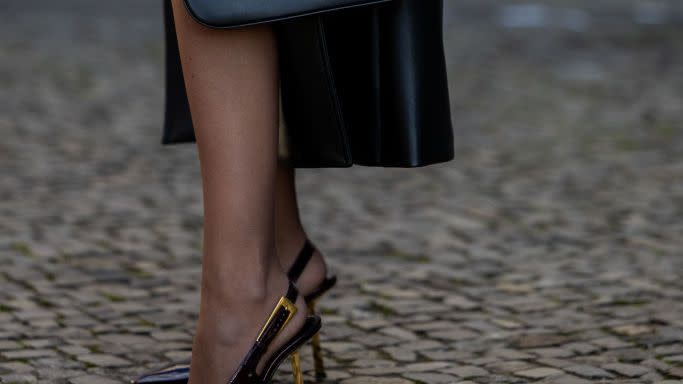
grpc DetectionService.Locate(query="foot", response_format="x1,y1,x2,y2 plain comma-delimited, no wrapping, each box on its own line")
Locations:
187,272,308,384
277,232,328,298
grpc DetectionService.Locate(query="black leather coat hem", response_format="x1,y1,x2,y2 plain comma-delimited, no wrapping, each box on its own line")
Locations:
161,0,455,169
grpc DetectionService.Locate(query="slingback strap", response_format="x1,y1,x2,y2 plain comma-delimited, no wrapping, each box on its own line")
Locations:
228,282,299,384
287,239,316,281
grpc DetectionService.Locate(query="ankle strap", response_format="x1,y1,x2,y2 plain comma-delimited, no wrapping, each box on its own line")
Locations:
287,239,315,281
229,282,299,383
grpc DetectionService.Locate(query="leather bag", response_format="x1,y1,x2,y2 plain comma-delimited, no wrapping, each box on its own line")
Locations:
183,0,392,28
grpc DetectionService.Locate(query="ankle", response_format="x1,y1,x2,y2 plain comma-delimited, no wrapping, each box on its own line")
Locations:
275,229,307,265
196,272,290,343
201,272,267,305
200,242,286,300
201,265,287,304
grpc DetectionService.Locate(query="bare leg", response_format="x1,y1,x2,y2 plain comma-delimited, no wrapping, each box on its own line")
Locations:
274,162,328,294
170,1,307,382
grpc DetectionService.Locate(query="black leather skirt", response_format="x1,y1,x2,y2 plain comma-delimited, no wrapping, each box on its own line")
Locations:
162,0,454,168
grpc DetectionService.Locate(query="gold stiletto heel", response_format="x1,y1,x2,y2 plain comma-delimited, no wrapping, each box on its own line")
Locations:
307,300,326,379
291,350,303,384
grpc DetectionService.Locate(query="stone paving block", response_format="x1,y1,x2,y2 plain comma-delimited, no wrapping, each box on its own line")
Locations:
514,367,564,379
403,361,453,372
13,310,56,321
643,371,666,382
0,373,38,383
489,348,534,360
535,358,573,369
351,366,407,376
602,362,651,378
323,342,364,354
0,341,22,350
352,318,391,331
351,359,398,369
21,339,59,349
590,336,633,349
379,327,418,341
655,345,683,356
323,370,353,380
403,372,459,383
398,340,444,351
564,364,615,379
442,365,489,378
36,368,83,380
353,333,404,347
335,350,382,362
382,347,417,362
612,324,655,336
341,377,413,384
663,355,683,364
515,333,571,349
489,360,535,373
670,368,683,379
603,347,650,363
563,342,600,355
443,295,480,310
149,331,190,342
98,334,158,347
2,349,58,360
528,347,574,358
69,375,121,384
76,354,132,368
546,374,590,384
428,329,480,342
163,350,192,362
419,348,472,361
0,362,34,374
32,357,82,369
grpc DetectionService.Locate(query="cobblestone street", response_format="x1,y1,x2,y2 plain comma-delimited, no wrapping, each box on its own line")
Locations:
1,1,683,383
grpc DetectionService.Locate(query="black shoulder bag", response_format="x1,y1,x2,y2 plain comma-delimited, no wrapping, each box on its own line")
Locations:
182,0,392,28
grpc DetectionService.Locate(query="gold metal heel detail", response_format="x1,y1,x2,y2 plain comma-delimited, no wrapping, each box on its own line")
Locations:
307,300,326,379
291,350,303,384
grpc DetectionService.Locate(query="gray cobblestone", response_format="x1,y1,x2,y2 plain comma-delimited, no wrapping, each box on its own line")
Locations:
564,364,615,379
1,349,58,360
76,354,132,368
514,367,564,379
402,372,458,384
549,375,591,384
442,366,489,379
602,363,651,378
69,375,122,384
0,373,38,383
342,378,412,384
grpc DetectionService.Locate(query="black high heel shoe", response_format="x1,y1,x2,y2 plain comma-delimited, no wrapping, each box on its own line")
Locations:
134,282,320,384
230,282,320,384
133,240,336,384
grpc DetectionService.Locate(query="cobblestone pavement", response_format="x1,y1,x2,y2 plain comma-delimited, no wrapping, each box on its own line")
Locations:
2,1,683,383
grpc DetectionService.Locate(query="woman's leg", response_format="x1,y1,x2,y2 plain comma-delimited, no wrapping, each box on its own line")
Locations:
170,1,307,382
274,162,328,294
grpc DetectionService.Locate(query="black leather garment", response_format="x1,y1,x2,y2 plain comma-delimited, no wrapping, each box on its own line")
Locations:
161,0,454,168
